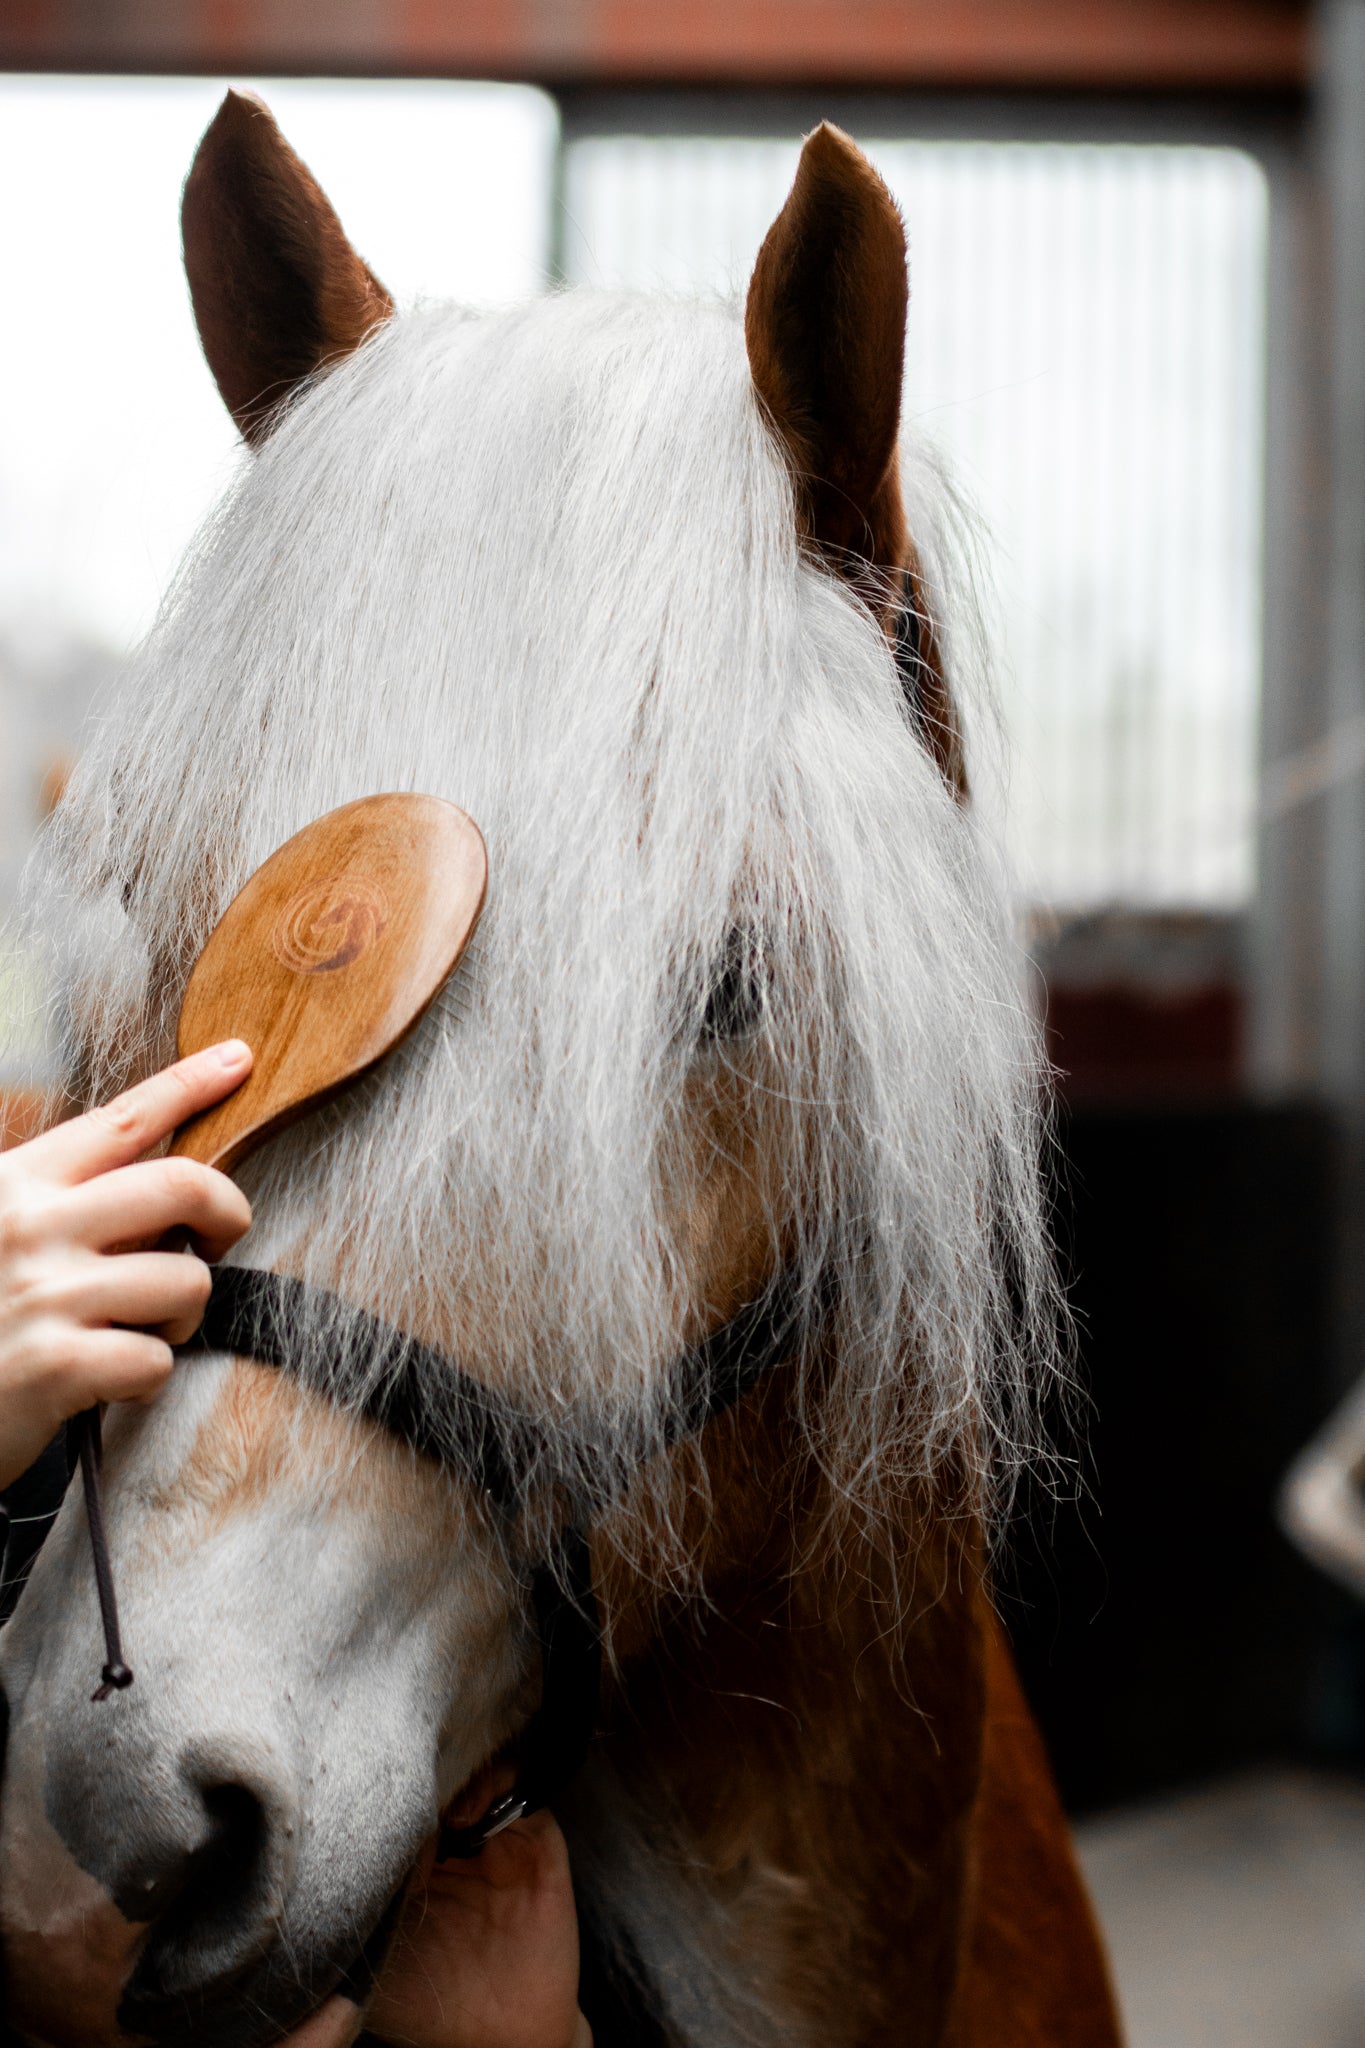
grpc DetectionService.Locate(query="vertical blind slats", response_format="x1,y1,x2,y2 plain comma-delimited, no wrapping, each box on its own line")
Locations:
562,136,1268,911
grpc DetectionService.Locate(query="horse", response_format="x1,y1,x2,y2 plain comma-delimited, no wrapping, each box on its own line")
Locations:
0,95,1121,2047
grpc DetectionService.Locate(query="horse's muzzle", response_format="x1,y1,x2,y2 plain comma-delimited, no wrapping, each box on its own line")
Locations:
0,1724,342,2048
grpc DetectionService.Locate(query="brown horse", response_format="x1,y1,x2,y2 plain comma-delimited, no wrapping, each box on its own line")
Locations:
0,96,1120,2047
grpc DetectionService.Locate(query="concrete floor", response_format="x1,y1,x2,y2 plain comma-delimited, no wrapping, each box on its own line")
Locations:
1076,1771,1365,2048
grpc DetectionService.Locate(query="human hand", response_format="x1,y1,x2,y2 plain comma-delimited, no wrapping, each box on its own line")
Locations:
0,1042,253,1489
367,1801,588,2048
291,1776,589,2048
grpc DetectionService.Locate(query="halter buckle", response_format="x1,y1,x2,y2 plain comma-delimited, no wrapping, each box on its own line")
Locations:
436,1789,530,1861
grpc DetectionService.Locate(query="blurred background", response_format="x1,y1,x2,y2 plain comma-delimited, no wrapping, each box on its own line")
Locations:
1,2,1361,2040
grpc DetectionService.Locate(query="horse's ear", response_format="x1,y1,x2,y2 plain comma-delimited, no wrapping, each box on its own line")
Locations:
182,90,393,445
745,124,908,569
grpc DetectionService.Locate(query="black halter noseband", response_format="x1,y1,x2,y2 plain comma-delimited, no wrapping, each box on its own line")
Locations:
10,1261,812,1859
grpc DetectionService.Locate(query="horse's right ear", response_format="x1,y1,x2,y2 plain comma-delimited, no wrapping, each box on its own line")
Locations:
182,91,393,445
745,124,908,572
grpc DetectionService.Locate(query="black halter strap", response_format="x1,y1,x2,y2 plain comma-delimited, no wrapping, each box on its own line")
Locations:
195,1267,526,1503
194,1262,809,1488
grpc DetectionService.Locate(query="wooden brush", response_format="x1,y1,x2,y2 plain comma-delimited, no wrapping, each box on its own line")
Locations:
171,792,487,1173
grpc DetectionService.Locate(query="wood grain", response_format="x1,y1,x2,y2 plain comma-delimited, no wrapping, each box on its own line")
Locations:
171,794,486,1174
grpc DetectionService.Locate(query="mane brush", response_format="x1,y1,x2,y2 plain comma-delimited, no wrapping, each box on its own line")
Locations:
77,792,487,1701
171,792,487,1173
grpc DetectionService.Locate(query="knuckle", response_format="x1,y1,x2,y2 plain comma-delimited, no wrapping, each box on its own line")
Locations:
7,1257,59,1316
125,1343,175,1399
135,1337,175,1382
46,1350,100,1413
0,1205,38,1261
24,1319,77,1385
88,1094,143,1144
184,1257,214,1308
158,1066,197,1116
158,1157,206,1209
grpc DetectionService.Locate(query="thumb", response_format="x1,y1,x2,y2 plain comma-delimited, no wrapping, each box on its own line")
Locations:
279,1995,365,2048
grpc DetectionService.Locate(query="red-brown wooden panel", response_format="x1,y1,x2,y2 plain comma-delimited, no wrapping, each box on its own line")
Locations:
0,0,1313,90
1046,983,1244,1107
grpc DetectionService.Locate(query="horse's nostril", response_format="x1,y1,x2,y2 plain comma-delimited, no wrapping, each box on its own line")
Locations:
122,1768,289,2005
165,1780,267,1931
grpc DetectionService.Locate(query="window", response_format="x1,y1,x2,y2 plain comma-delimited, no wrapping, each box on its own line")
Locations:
0,90,1270,953
564,134,1269,909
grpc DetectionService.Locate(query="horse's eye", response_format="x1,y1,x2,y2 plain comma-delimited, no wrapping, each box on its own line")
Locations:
702,930,767,1039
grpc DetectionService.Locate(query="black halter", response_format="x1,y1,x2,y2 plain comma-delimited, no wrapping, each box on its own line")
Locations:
4,1261,813,1859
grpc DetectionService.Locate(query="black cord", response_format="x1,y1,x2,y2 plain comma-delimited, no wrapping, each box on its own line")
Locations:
70,1408,133,1701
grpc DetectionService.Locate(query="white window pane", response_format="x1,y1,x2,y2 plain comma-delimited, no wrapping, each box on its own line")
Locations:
0,74,556,968
564,134,1268,912
0,76,558,657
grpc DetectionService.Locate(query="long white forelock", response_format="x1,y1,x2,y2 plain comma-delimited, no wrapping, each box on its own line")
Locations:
20,286,1062,1557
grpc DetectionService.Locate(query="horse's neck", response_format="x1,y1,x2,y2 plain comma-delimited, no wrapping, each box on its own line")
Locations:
580,1381,989,2048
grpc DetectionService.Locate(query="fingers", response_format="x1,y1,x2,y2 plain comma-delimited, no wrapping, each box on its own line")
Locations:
447,1805,574,1896
421,1801,574,1902
0,1321,176,1487
2,1324,173,1448
0,1044,254,1491
55,1326,176,1409
276,1998,363,2048
21,1043,252,1186
372,1801,583,2048
55,1157,252,1262
40,1250,214,1346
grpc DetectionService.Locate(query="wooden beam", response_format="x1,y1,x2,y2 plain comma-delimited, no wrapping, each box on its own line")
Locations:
0,0,1313,93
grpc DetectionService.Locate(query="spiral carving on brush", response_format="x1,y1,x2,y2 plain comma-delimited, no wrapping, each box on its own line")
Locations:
271,875,390,975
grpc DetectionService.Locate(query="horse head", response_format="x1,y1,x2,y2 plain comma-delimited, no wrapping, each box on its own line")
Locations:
0,95,1056,2045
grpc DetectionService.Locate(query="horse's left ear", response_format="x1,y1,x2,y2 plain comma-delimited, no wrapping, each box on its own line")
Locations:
182,90,394,445
745,124,907,571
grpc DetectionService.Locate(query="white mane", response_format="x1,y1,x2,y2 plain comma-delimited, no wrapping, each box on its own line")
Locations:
21,288,1064,1564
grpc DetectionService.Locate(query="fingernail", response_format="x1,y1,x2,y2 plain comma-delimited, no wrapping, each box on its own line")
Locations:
212,1040,251,1069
